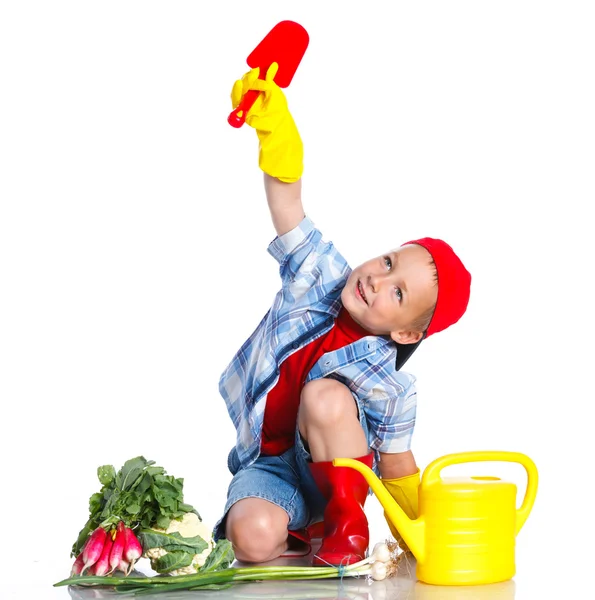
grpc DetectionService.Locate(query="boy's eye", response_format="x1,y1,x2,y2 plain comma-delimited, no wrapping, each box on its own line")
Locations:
395,287,403,302
384,256,392,269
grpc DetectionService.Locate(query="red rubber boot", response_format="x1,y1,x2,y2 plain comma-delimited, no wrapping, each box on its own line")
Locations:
283,528,312,557
308,452,374,566
283,520,325,557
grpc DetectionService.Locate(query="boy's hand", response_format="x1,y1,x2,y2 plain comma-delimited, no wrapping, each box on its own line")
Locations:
230,64,303,183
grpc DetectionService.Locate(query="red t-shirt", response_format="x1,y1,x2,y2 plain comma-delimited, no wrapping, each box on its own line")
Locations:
260,307,370,456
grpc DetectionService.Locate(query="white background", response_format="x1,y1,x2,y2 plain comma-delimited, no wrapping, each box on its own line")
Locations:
1,1,594,598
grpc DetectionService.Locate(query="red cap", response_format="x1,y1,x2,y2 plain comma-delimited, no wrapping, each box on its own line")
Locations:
402,237,471,337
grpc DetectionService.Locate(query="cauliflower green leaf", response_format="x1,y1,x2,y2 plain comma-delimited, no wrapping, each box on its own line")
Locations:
152,550,194,574
199,539,234,573
137,530,208,555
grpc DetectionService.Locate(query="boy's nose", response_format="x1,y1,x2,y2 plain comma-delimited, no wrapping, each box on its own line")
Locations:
367,273,386,292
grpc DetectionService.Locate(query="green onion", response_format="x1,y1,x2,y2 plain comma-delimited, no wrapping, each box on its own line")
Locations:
54,541,403,594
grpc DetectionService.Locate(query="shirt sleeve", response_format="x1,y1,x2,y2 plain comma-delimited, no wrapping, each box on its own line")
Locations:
365,376,418,454
267,216,348,290
268,216,317,260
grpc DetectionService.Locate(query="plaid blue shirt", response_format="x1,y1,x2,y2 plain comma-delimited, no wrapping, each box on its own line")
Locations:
219,217,418,474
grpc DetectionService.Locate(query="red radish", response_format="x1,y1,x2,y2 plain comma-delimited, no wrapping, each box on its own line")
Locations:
71,552,85,576
91,533,113,576
118,558,130,574
81,526,107,574
109,521,126,574
124,526,143,566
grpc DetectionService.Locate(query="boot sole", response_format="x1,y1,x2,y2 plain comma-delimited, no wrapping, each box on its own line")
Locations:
312,552,365,567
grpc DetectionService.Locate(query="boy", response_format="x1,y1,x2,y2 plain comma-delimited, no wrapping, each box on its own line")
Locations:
212,65,471,567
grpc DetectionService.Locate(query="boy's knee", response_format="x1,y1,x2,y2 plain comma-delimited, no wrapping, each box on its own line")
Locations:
226,506,287,563
300,378,358,429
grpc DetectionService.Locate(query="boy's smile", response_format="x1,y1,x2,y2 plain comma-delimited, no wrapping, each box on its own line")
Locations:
341,244,438,344
356,280,368,304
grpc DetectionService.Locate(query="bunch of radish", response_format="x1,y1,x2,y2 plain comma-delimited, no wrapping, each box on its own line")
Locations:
71,521,143,576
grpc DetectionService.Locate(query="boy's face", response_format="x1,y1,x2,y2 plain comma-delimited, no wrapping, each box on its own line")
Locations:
341,244,438,344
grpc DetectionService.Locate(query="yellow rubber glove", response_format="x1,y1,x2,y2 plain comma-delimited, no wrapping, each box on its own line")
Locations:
382,469,420,554
230,64,303,183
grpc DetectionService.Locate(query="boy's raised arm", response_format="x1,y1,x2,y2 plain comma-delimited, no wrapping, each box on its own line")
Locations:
264,175,304,237
231,64,305,237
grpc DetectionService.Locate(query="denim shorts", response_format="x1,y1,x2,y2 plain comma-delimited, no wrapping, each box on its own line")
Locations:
212,393,369,542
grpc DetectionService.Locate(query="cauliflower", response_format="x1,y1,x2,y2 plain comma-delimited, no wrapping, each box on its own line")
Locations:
144,512,215,576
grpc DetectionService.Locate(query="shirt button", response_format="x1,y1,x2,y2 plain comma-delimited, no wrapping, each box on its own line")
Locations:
292,342,299,349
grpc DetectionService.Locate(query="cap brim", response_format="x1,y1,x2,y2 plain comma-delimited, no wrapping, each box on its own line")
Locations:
395,337,424,371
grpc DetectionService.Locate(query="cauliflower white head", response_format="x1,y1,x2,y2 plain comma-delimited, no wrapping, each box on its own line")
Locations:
144,512,214,576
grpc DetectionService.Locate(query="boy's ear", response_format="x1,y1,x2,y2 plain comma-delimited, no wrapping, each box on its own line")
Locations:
390,329,424,345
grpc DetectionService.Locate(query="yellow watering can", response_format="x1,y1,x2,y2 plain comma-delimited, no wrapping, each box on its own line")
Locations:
334,451,538,586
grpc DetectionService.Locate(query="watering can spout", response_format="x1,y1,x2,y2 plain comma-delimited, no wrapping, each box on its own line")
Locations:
332,458,426,562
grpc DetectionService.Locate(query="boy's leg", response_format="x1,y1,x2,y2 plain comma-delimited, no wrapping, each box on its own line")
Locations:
298,378,369,460
297,378,374,566
212,450,312,564
225,497,290,563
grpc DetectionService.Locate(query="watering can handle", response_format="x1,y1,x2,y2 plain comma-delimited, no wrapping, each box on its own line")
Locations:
422,451,538,535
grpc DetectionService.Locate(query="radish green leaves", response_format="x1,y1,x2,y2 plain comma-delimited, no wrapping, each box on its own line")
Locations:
71,457,199,558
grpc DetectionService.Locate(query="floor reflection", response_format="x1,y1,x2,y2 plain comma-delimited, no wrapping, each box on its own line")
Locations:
66,557,517,600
